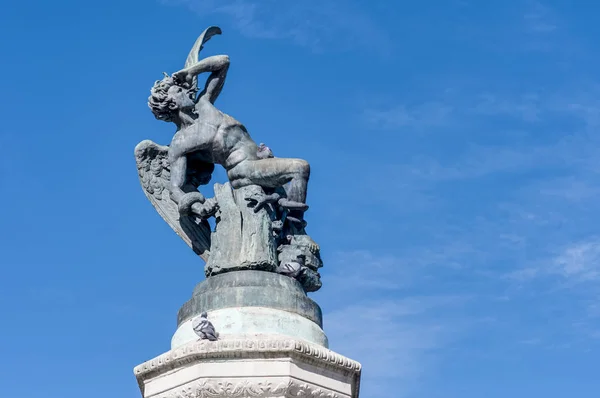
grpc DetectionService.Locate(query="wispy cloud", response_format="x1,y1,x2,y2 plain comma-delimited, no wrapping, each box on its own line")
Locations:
502,236,600,344
397,144,557,181
341,1,600,392
316,250,473,397
364,102,454,130
364,85,600,133
164,0,391,54
358,76,600,357
554,239,600,282
520,0,588,56
524,0,558,34
326,299,462,396
510,238,600,284
471,93,542,122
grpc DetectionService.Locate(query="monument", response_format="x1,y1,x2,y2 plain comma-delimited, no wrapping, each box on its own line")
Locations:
133,26,361,398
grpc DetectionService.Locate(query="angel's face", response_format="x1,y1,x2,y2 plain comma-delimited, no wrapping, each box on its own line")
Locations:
168,85,195,111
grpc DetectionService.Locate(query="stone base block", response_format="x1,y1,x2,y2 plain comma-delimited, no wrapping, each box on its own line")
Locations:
172,307,328,349
134,335,361,398
173,271,327,350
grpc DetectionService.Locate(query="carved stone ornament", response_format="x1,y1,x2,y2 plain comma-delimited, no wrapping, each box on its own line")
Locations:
155,379,342,398
135,26,323,291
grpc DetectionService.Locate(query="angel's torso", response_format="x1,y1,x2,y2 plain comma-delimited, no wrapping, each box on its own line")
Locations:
169,99,259,170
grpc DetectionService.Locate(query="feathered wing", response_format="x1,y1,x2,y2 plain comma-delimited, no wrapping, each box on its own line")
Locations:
134,140,211,261
184,26,222,89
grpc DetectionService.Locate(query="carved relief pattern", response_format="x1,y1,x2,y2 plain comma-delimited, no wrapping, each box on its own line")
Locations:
156,379,343,398
287,381,341,398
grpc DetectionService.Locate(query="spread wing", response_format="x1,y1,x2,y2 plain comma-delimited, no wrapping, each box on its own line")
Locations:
134,140,211,261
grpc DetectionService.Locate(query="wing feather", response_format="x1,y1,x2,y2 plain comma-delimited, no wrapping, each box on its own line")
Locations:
134,140,211,261
184,26,222,90
184,26,222,69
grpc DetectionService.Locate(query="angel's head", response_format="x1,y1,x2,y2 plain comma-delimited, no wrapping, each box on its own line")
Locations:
148,74,196,122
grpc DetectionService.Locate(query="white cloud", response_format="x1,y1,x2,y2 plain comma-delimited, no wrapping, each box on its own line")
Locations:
503,237,600,286
165,0,391,54
553,238,600,282
325,299,458,378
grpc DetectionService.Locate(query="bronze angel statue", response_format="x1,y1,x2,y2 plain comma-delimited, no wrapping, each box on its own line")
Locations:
135,27,323,291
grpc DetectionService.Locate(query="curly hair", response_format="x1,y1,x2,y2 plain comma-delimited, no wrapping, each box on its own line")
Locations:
148,74,197,122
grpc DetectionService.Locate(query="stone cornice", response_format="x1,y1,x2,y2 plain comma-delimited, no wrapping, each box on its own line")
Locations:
134,336,361,381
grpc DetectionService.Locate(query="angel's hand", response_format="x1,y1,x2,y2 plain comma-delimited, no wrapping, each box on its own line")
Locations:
191,198,219,219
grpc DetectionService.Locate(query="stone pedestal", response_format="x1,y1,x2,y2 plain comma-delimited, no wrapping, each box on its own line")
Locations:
134,336,361,398
134,271,361,397
172,271,328,349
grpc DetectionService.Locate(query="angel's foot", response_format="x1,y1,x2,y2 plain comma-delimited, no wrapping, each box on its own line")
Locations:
285,215,308,228
245,192,281,213
277,198,309,212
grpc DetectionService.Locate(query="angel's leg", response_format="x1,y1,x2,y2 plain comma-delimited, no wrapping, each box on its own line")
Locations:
228,158,310,204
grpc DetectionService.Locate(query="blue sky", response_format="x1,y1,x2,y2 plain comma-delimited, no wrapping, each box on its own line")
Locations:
2,0,600,397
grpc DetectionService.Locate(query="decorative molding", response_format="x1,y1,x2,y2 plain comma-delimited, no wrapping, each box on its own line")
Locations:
134,336,361,380
155,379,344,398
287,381,342,398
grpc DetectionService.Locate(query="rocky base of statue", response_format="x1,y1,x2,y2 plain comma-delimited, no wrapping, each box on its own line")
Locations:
172,271,327,349
134,335,361,398
205,183,322,294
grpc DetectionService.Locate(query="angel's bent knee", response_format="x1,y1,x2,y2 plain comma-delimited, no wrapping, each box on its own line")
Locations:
293,159,310,178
